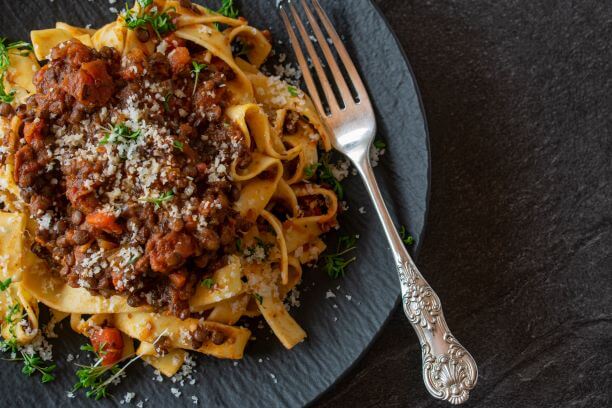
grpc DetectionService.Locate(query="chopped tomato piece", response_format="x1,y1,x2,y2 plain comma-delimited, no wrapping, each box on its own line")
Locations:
168,271,187,289
90,327,124,366
119,48,147,80
86,212,123,235
13,145,40,188
62,60,114,107
110,268,126,292
168,46,191,74
23,119,46,149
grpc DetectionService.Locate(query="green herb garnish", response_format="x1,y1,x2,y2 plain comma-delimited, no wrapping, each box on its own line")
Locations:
72,330,167,400
304,155,345,198
121,1,176,40
218,0,239,18
323,234,358,279
318,154,344,200
99,123,141,146
127,255,141,266
6,303,22,324
2,304,24,350
287,86,299,97
234,40,251,57
73,360,120,400
0,85,15,104
373,139,386,149
245,237,274,261
201,278,214,289
191,61,207,95
139,190,175,209
235,238,242,252
173,140,184,151
0,38,32,72
0,337,18,354
162,92,172,111
21,352,56,383
0,38,32,104
399,225,414,246
304,163,320,178
0,304,54,384
0,277,12,291
80,344,97,354
214,0,239,30
253,293,263,305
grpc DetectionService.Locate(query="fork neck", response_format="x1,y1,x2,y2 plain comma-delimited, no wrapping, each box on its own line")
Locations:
353,154,409,265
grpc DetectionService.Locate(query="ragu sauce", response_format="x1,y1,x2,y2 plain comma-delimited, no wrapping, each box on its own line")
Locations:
12,39,253,319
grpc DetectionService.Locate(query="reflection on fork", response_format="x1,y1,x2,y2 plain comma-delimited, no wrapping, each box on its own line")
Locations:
278,0,478,404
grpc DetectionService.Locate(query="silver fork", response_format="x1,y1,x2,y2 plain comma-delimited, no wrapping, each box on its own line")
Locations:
279,0,477,404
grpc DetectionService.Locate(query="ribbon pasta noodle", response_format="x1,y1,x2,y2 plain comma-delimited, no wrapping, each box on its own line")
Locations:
0,0,339,384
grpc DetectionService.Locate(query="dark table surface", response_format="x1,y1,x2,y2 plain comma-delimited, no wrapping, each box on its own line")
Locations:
317,1,611,407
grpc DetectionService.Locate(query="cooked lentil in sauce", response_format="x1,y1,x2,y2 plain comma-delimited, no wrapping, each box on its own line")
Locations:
12,38,254,318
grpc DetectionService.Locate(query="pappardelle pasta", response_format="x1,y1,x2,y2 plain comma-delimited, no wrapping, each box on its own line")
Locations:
0,0,340,393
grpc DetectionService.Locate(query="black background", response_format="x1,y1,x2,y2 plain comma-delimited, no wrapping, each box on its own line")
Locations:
318,1,611,407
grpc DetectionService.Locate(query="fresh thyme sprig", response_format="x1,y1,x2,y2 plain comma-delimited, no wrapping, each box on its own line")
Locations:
139,190,175,209
0,277,12,291
0,38,32,72
323,234,358,279
163,92,173,111
304,163,320,178
6,303,23,325
72,342,119,401
0,302,55,383
287,85,299,97
233,40,251,57
235,238,242,252
3,351,57,383
214,0,240,30
99,123,141,146
172,140,184,151
244,237,274,261
21,352,56,383
373,139,386,149
121,0,176,40
303,155,344,199
200,278,214,288
0,84,15,104
1,304,24,354
73,343,124,401
191,61,207,95
72,330,168,400
0,38,32,104
218,0,239,18
0,337,18,354
319,159,344,200
399,225,414,246
137,0,153,8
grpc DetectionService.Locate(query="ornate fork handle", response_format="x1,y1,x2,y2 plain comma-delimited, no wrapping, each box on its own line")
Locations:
355,156,478,405
398,258,478,404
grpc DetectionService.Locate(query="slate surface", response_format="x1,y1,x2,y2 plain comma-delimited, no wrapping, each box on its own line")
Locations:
0,1,430,407
317,1,612,407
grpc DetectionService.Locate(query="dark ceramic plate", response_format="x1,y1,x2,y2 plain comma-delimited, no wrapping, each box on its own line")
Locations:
0,0,429,406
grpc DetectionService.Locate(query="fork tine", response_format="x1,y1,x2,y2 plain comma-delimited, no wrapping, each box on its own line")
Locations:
311,0,371,105
299,0,354,106
287,1,341,113
279,6,326,116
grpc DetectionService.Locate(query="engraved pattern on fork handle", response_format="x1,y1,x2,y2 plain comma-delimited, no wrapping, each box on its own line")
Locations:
355,158,477,404
397,257,478,404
